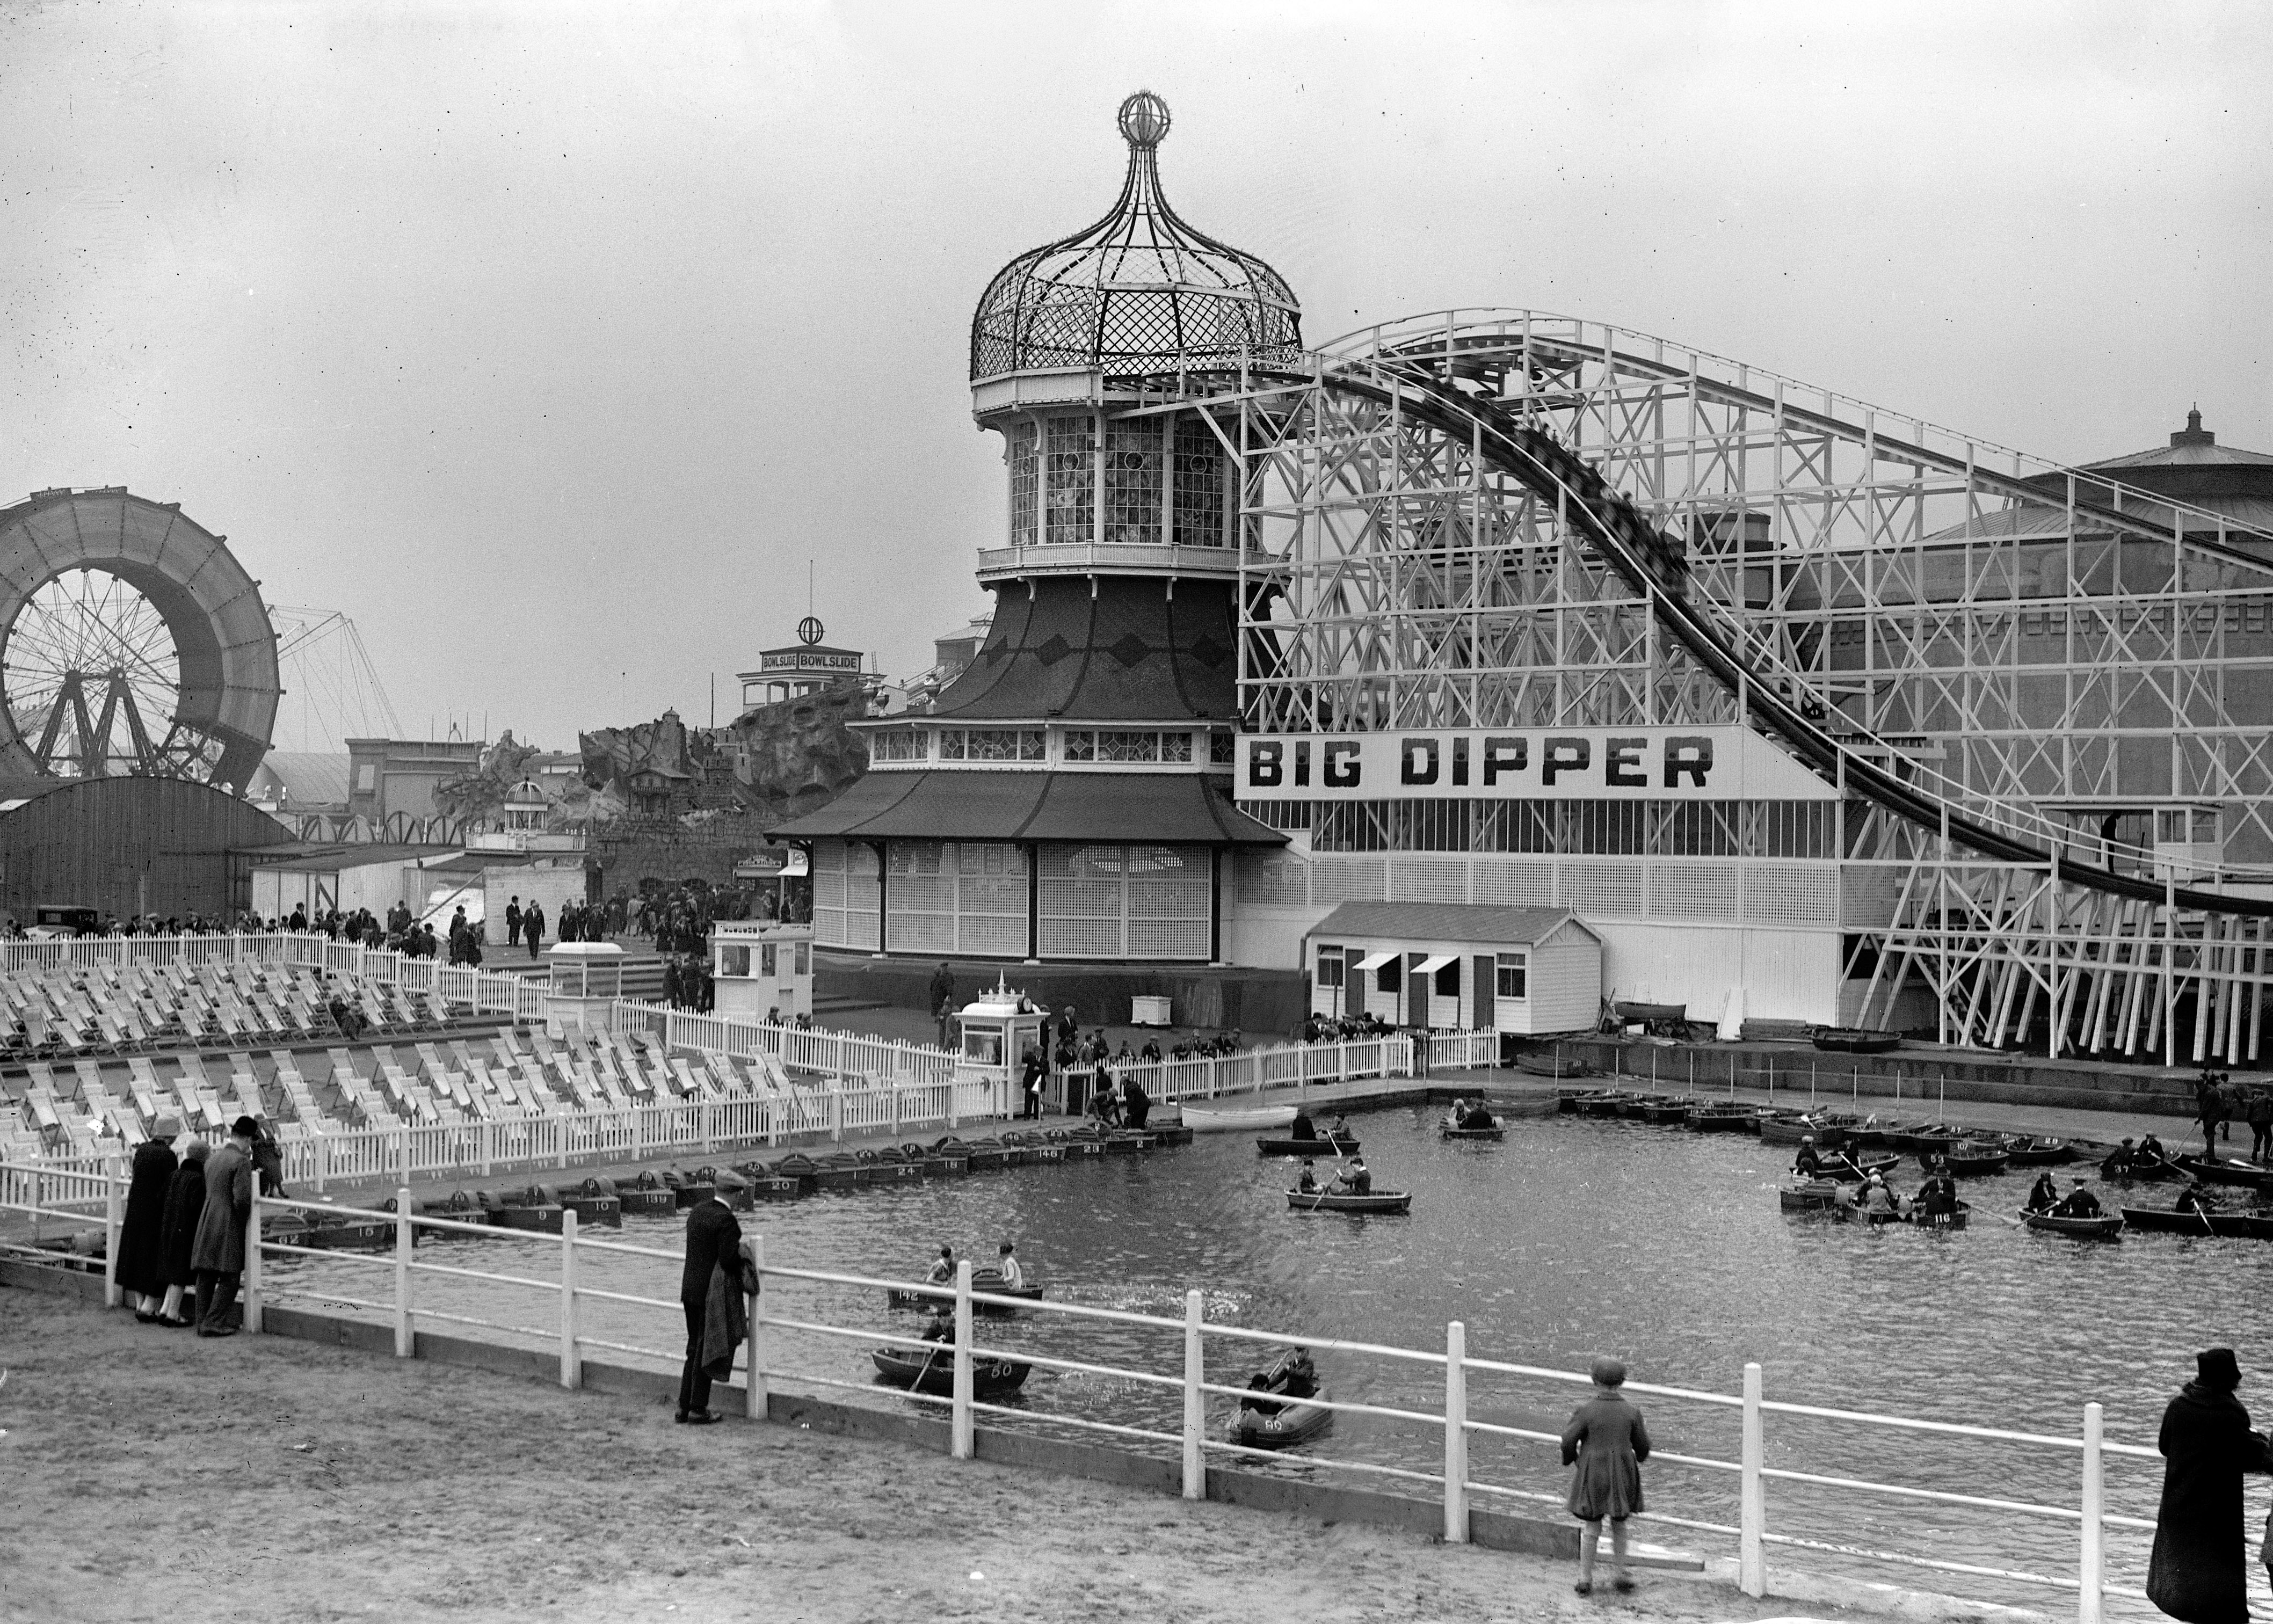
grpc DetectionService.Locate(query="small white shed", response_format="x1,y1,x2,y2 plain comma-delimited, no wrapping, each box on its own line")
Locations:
1304,902,1603,1035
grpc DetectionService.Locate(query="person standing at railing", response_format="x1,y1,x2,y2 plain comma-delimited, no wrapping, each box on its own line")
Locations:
676,1167,748,1425
1560,1356,1651,1597
117,1114,181,1323
189,1117,259,1338
2147,1348,2270,1624
154,1139,209,1327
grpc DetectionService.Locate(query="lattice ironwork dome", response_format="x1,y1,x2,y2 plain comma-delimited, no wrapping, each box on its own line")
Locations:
969,92,1302,383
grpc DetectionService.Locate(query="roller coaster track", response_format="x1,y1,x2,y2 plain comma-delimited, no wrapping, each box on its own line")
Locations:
1243,356,2273,921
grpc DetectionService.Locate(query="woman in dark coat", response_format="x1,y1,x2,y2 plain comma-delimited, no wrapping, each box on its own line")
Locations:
1562,1356,1651,1596
115,1118,181,1319
154,1139,210,1327
2148,1348,2269,1623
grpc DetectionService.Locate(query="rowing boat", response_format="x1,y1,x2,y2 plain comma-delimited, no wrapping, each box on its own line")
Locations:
1811,1154,1900,1182
1758,1115,1856,1148
2120,1205,2273,1240
1181,1103,1298,1133
1918,1146,2010,1177
1286,1189,1412,1214
2022,1211,2124,1240
870,1345,1032,1397
2172,1154,2273,1192
1441,1120,1505,1141
1255,1134,1360,1157
1813,1027,1902,1053
1684,1107,1755,1133
884,1271,1047,1314
1780,1182,1847,1212
1518,1053,1594,1080
2002,1137,2078,1166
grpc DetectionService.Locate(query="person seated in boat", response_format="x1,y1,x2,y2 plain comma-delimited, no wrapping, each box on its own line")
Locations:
2024,1170,2060,1213
1458,1099,1496,1131
1290,1110,1318,1141
1916,1169,1958,1223
1860,1173,1900,1218
2174,1181,2218,1217
1239,1372,1283,1416
2050,1179,2103,1219
1328,1114,1352,1142
2101,1138,2137,1178
926,1244,955,1285
1791,1136,1824,1179
1332,1155,1374,1197
996,1241,1024,1291
919,1309,954,1345
2138,1132,2167,1165
1279,1347,1318,1400
1296,1159,1320,1195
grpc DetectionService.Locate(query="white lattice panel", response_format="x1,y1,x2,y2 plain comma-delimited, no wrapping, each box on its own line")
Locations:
1127,873,1210,919
813,908,846,948
1470,860,1557,905
1388,858,1469,904
1557,861,1645,917
956,914,1028,957
1744,863,1841,926
1126,919,1210,960
889,912,955,952
1039,915,1123,957
1310,857,1387,902
1235,850,1310,906
841,910,880,952
1647,863,1740,921
1839,863,1908,929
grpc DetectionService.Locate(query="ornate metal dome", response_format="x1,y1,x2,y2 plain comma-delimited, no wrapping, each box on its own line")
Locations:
969,92,1302,384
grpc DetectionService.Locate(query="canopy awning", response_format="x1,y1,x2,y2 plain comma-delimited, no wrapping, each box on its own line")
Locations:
1412,953,1457,975
770,769,1287,847
1352,951,1395,972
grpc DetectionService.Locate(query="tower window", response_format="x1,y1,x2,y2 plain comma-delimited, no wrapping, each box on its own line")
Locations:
1173,414,1226,547
1044,415,1095,545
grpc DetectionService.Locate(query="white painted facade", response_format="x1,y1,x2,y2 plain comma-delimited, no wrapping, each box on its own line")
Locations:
1307,914,1603,1036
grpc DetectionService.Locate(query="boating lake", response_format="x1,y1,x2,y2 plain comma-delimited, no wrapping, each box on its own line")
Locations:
265,1104,2273,1613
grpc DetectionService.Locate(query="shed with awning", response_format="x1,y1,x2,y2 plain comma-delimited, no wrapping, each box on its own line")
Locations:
1305,901,1603,1036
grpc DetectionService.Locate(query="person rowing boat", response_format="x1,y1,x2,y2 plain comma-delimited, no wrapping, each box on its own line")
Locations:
1915,1168,1960,1228
1792,1136,1823,1179
1860,1172,1901,1219
2023,1170,2060,1214
1454,1098,1497,1131
925,1244,955,1285
2051,1178,2103,1219
2174,1181,2218,1217
1331,1155,1374,1197
2101,1138,2141,1178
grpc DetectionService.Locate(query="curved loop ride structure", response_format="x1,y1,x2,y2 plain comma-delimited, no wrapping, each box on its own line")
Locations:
1184,314,2273,1062
0,488,279,790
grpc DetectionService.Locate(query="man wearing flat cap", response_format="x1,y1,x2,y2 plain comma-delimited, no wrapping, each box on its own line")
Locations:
117,1115,181,1322
677,1167,754,1425
190,1116,259,1337
2148,1348,2271,1623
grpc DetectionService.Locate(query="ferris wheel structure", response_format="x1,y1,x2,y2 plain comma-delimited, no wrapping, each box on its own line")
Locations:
0,487,279,790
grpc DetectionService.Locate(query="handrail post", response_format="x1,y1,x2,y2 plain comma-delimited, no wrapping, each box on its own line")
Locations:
558,1207,579,1388
244,1192,263,1334
103,1153,122,1309
1740,1361,1766,1596
394,1186,413,1357
1444,1321,1470,1542
950,1259,976,1459
1182,1288,1206,1500
2080,1401,2104,1624
746,1234,766,1421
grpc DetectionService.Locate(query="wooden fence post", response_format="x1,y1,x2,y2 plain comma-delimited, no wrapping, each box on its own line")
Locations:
745,1234,765,1422
243,1193,264,1334
951,1259,975,1460
394,1187,413,1357
558,1208,580,1389
103,1154,123,1309
1182,1288,1206,1500
1740,1361,1766,1595
1444,1320,1469,1542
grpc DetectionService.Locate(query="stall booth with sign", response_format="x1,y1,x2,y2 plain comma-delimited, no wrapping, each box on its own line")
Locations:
545,941,626,1035
953,979,1045,1117
1305,902,1602,1035
711,921,814,1023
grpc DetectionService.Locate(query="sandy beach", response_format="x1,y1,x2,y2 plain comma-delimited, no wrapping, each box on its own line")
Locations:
0,1286,1868,1624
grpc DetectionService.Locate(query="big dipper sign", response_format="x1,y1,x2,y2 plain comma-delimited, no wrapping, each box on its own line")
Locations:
1235,727,1836,802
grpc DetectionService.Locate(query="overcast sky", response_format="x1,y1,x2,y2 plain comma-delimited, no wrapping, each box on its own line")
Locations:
4,1,2266,754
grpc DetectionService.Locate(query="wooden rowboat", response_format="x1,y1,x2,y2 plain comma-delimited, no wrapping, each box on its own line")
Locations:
870,1346,1031,1397
2173,1155,2273,1192
884,1275,1047,1315
1813,1027,1902,1053
2003,1137,2078,1166
2022,1211,2124,1240
1286,1189,1412,1215
1519,1054,1594,1080
1780,1182,1846,1212
1182,1104,1298,1133
1255,1134,1361,1157
1440,1120,1505,1141
2119,1205,2273,1240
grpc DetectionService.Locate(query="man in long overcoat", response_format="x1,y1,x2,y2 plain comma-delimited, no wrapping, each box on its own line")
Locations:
524,902,546,960
505,896,522,948
116,1115,181,1320
677,1168,747,1425
2149,1348,2270,1623
190,1117,258,1337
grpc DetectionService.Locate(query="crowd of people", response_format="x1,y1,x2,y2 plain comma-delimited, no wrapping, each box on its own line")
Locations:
111,1113,288,1336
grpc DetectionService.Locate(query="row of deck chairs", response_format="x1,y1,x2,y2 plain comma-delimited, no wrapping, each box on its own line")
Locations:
0,958,477,1064
1,1022,837,1161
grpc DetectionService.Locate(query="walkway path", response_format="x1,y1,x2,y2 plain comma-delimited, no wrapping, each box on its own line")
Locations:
0,1285,1867,1624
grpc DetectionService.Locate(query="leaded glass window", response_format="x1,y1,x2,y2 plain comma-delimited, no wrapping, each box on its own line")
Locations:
1044,414,1095,545
1007,421,1037,547
940,728,1044,762
1104,417,1164,545
1173,414,1226,547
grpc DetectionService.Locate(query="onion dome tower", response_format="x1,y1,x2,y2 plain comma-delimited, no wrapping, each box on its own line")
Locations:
778,93,1290,966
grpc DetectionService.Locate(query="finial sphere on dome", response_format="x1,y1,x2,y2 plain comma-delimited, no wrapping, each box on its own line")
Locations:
1119,91,1170,148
